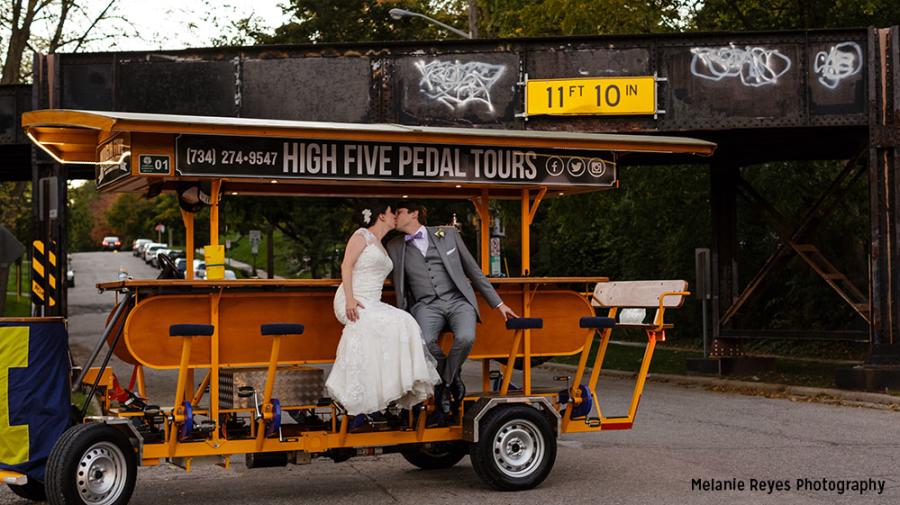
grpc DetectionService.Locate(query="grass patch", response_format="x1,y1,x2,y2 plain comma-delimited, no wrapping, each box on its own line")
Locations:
553,340,844,389
554,342,701,375
224,230,297,278
3,293,31,317
5,261,30,294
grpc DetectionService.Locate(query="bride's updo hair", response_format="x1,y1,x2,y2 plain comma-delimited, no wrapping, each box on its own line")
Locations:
355,201,391,228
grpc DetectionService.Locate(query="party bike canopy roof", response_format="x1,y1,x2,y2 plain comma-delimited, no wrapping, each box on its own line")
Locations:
22,109,716,199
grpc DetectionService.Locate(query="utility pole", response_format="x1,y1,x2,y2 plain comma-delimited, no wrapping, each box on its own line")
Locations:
468,1,479,38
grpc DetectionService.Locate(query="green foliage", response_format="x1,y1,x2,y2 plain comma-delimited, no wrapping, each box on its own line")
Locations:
689,0,900,31
0,181,31,245
734,160,868,331
477,0,686,37
223,196,354,278
104,193,158,247
104,192,203,249
67,182,98,252
258,0,468,44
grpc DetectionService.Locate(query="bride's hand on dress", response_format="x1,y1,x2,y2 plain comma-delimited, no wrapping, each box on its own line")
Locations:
346,297,365,322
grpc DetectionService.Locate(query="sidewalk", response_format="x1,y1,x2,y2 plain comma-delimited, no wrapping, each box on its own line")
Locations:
541,362,900,409
196,249,283,279
225,256,283,279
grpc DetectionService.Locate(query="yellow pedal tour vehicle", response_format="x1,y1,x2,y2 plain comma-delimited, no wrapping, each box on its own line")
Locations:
21,110,714,505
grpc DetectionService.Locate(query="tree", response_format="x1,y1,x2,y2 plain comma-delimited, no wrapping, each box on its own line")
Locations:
1,0,126,84
0,181,32,315
258,0,467,44
688,0,900,31
67,181,98,252
476,0,686,38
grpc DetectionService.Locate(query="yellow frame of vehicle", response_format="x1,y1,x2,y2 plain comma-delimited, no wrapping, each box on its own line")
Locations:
22,109,714,466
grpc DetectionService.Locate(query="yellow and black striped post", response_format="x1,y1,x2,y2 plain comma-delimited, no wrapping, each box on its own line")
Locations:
31,240,57,307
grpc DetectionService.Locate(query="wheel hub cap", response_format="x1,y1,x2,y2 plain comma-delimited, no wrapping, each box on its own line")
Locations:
77,442,127,505
493,419,544,478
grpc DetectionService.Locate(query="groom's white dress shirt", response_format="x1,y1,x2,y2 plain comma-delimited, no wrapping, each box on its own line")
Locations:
410,225,428,256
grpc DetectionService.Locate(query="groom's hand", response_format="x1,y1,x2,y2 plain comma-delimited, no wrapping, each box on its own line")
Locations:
497,303,518,320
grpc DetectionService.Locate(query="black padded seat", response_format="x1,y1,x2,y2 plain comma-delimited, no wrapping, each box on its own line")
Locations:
580,317,616,329
260,323,305,336
169,324,214,337
505,317,543,330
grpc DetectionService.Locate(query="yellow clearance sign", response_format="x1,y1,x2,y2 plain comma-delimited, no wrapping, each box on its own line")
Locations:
525,76,657,116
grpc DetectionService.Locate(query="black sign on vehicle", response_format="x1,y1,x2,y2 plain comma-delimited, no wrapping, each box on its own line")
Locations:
175,135,617,187
139,154,171,175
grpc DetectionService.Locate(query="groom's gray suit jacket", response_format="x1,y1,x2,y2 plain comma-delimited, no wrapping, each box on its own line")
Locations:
387,226,502,320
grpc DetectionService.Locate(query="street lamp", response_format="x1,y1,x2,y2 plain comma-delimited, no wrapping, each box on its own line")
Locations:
389,8,472,39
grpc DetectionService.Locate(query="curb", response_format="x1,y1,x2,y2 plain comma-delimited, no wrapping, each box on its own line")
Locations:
540,362,900,408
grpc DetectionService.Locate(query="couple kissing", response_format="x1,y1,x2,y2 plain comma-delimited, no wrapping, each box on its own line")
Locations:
326,201,517,427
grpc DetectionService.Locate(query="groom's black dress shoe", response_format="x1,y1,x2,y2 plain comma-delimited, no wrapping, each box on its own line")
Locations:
449,376,466,404
435,385,452,416
426,410,451,428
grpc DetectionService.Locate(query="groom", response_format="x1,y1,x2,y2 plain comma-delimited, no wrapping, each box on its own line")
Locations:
387,202,517,418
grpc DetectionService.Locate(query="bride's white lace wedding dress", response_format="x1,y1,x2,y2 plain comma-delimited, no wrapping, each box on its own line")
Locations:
326,228,440,415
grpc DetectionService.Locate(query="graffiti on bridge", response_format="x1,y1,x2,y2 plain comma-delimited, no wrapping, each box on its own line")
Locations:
690,45,792,87
415,60,506,113
814,42,863,90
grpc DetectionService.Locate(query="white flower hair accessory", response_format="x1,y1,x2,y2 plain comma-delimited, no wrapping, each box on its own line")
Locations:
361,208,372,224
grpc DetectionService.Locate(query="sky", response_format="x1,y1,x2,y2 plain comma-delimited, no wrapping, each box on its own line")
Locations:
46,0,291,52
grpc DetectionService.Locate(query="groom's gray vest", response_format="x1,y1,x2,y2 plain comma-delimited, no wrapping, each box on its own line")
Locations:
405,239,458,304
387,226,502,320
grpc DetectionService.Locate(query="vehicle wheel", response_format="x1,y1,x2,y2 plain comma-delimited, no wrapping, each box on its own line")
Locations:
7,480,47,501
45,423,137,505
400,441,468,470
469,405,557,491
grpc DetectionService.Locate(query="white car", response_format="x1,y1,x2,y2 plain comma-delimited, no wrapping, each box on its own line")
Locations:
193,259,206,279
132,238,152,257
143,243,167,263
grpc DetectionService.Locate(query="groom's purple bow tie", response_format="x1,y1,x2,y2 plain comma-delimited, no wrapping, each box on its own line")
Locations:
405,231,424,242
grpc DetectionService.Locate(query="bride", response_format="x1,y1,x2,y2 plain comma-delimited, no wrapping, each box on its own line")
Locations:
326,202,441,416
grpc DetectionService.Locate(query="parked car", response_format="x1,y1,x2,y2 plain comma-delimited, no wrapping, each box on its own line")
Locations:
132,238,152,256
193,259,206,279
151,248,171,268
174,258,187,278
143,243,167,263
154,249,185,268
101,236,121,251
137,240,156,258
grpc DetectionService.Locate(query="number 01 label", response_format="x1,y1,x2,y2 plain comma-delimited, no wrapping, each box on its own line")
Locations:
525,76,657,117
139,154,171,175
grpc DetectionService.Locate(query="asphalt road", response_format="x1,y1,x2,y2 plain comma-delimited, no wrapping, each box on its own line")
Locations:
3,251,899,505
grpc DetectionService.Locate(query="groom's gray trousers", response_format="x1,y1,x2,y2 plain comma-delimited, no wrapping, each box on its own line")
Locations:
410,294,477,385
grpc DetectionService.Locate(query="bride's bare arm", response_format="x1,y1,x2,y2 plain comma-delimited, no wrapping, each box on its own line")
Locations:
341,233,367,322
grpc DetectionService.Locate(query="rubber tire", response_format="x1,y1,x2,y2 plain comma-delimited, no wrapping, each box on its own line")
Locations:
469,405,557,491
45,423,137,505
7,480,47,501
400,442,468,470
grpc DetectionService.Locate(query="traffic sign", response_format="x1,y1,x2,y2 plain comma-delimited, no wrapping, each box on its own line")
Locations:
249,230,261,255
525,76,657,117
